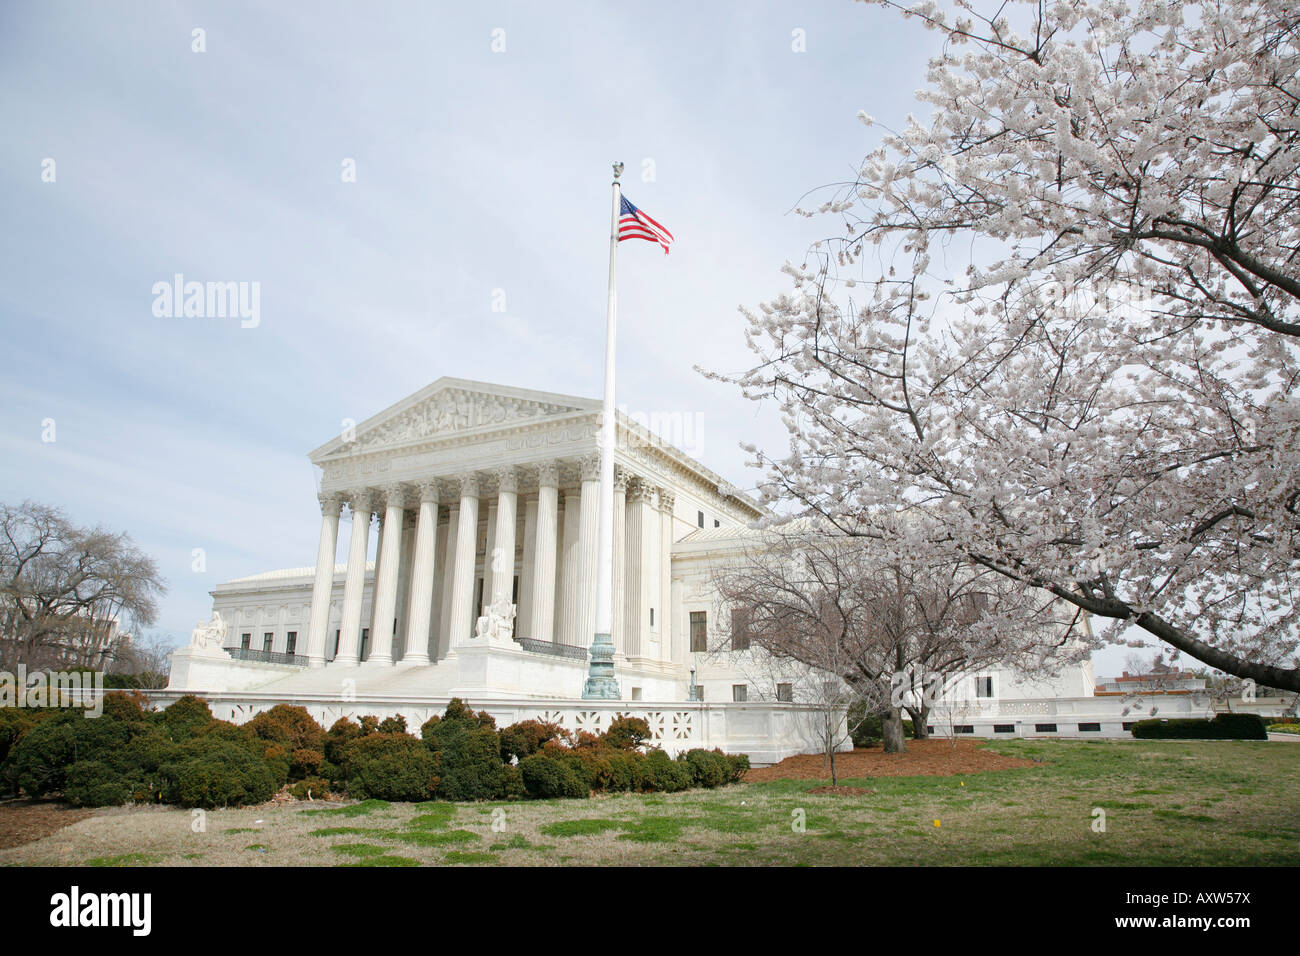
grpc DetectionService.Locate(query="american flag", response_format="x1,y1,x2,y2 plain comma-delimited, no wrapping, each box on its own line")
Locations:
618,195,674,254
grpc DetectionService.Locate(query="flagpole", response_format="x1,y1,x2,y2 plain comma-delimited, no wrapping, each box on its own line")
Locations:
583,161,623,700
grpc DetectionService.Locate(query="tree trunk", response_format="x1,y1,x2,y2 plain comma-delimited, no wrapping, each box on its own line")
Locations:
882,706,907,754
906,705,929,739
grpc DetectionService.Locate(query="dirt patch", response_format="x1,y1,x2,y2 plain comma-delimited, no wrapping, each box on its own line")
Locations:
746,738,1036,782
0,800,95,849
806,785,875,795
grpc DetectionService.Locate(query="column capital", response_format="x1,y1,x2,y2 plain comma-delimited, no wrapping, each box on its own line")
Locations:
458,473,481,499
535,460,560,489
628,477,656,504
318,491,343,516
657,488,676,513
417,479,440,505
348,489,374,516
613,466,630,494
496,465,519,495
580,452,601,482
380,483,406,510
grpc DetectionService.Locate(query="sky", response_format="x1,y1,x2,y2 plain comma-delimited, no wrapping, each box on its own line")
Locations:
0,0,1145,675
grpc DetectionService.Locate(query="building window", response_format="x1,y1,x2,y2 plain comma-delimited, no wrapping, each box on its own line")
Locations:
713,519,720,528
926,725,934,734
693,685,705,701
286,632,297,655
689,611,707,652
776,683,793,702
360,627,370,659
993,724,1015,733
1122,721,1137,732
730,607,751,651
631,687,642,701
697,510,705,528
333,630,340,658
954,725,975,734
263,632,274,652
975,676,994,698
241,633,251,650
732,684,748,702
1034,723,1057,733
1078,722,1101,732
649,607,655,627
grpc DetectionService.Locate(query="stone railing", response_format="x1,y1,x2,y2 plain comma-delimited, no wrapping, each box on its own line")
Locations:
223,647,309,667
514,637,588,661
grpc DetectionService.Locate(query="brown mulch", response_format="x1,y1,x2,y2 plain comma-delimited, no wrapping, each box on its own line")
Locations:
745,738,1037,782
0,800,95,849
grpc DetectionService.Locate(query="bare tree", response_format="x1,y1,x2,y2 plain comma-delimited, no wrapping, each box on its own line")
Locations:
0,501,166,671
712,527,1075,754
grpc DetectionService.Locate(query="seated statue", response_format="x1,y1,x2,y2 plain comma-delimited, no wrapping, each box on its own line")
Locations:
188,611,230,655
474,598,517,644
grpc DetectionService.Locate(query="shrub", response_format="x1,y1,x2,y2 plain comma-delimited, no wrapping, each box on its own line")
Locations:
343,734,439,802
160,695,215,742
725,752,751,783
160,741,277,808
101,692,146,724
644,749,692,792
500,763,526,799
324,717,365,770
426,719,504,802
499,720,566,762
64,760,132,807
6,708,132,797
377,715,408,735
681,748,730,789
247,705,325,779
1268,723,1300,734
602,716,652,751
1129,714,1269,740
519,753,588,799
0,707,46,768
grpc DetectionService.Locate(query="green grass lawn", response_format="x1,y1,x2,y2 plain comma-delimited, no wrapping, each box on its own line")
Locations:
3,739,1298,866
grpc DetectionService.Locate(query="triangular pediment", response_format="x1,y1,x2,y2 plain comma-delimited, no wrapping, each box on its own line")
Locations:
311,378,598,461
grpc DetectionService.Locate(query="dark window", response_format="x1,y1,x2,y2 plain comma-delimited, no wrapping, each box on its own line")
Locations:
994,724,1015,733
286,632,297,655
697,510,705,528
954,725,975,734
1034,723,1057,733
975,676,994,698
713,519,720,528
730,607,751,651
649,607,655,627
1122,721,1137,732
689,611,707,652
776,682,793,702
1078,722,1101,732
263,632,273,652
360,627,370,660
241,633,251,650
926,726,934,734
474,577,484,617
333,630,340,657
732,684,748,702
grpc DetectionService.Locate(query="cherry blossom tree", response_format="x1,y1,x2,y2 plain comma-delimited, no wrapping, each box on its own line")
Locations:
714,0,1300,690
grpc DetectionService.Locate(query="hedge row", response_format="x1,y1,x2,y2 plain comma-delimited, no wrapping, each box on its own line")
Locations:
0,694,748,808
1128,714,1269,740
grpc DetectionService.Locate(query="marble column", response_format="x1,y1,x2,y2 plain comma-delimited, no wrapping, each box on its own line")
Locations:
336,489,373,666
491,467,518,610
575,453,601,648
528,461,559,642
658,488,676,663
436,503,459,659
305,492,343,667
517,494,538,634
367,486,406,665
483,499,498,616
556,486,581,645
624,478,655,659
402,480,439,665
612,468,628,656
447,473,480,647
